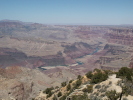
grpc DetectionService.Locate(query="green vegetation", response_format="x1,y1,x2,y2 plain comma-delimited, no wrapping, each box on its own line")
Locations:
69,80,73,83
55,86,59,89
43,87,53,94
94,68,101,73
59,95,67,100
86,71,93,79
82,85,93,93
87,85,93,93
90,70,108,84
43,87,54,98
61,82,67,87
82,88,88,92
57,92,62,97
73,79,82,89
43,67,133,100
67,83,71,91
46,91,52,98
53,95,57,100
77,75,82,79
116,67,133,81
86,69,111,84
71,93,88,100
105,90,120,100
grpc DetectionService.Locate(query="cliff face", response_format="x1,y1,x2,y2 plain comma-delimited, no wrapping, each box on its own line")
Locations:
0,47,66,68
0,79,33,100
0,66,61,100
63,42,95,59
104,28,133,46
0,65,79,100
99,44,131,71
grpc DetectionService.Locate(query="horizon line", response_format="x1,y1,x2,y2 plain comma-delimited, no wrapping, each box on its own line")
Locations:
0,19,133,26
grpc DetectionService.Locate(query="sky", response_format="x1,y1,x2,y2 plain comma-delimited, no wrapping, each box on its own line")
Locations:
0,0,133,25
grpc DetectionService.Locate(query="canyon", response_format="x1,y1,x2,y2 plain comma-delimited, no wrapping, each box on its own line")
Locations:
0,20,133,99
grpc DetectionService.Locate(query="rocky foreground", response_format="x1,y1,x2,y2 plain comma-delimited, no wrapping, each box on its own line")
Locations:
0,66,78,100
34,67,133,100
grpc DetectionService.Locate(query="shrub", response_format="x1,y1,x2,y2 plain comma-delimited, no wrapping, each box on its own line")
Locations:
87,85,93,93
61,82,67,87
71,93,88,100
103,70,112,75
117,67,133,81
82,88,88,92
58,92,62,97
86,71,93,79
105,90,120,100
69,80,73,83
67,84,71,91
74,79,82,89
77,75,82,80
94,68,101,73
46,91,52,98
90,71,108,84
89,95,100,100
44,87,53,94
59,95,67,100
55,86,59,89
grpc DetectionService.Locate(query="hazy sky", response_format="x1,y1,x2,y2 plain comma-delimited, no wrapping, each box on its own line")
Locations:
0,0,133,25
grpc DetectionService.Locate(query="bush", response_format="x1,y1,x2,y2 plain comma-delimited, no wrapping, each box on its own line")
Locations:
74,79,82,89
59,95,67,100
58,92,62,97
61,82,67,87
87,85,93,93
55,86,59,89
82,86,93,93
86,71,93,79
46,91,52,98
44,87,53,94
90,71,108,84
67,84,71,91
103,70,112,75
94,68,101,73
105,90,120,100
82,88,88,92
69,80,73,83
117,67,133,81
71,93,88,100
77,75,82,79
